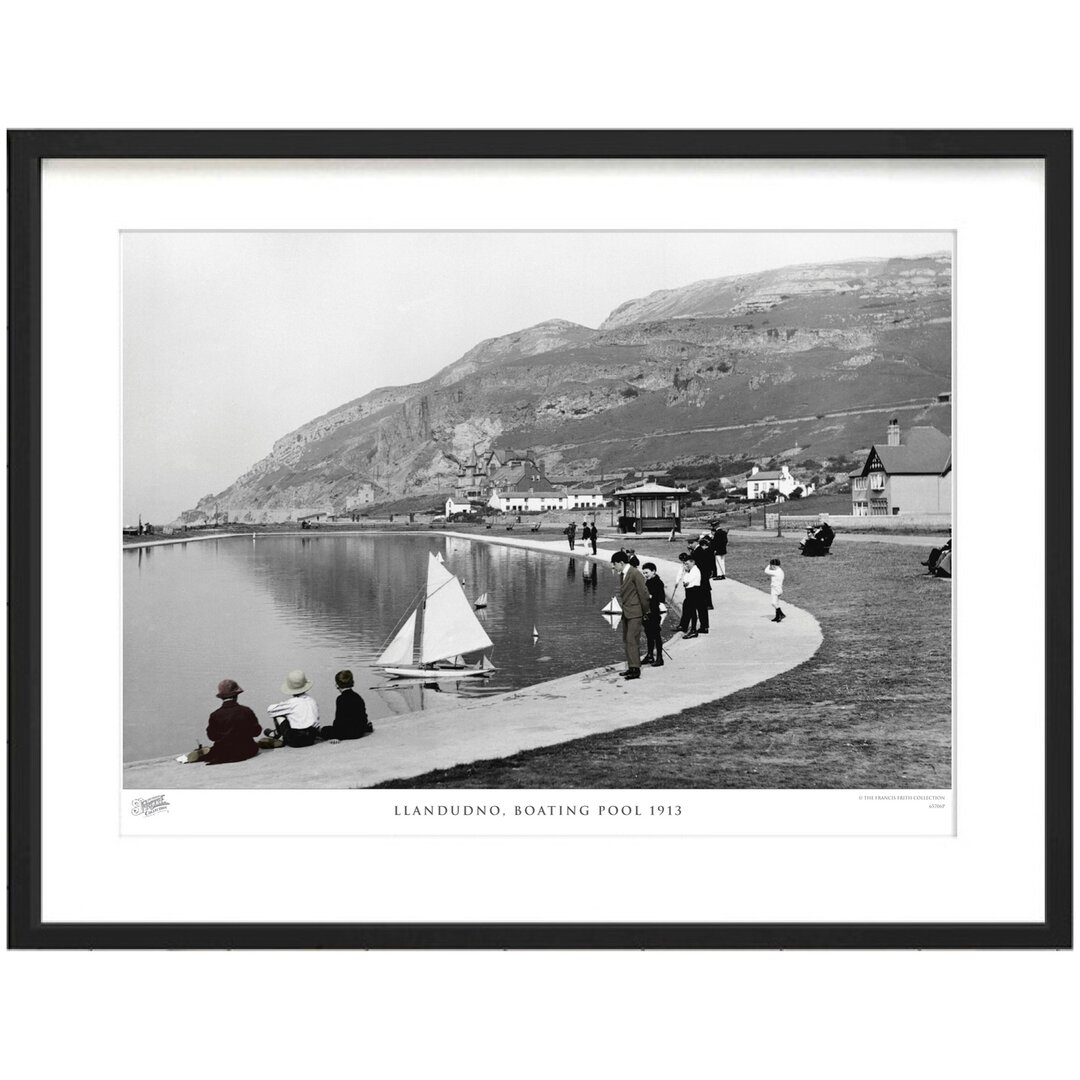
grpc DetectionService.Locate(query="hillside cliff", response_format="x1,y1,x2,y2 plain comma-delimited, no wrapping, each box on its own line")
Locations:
179,253,951,523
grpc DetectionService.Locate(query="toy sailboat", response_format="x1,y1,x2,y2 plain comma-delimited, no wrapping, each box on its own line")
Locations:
375,554,496,679
601,595,622,615
474,592,488,608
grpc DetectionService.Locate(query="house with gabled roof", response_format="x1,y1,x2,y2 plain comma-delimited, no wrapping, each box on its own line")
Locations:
455,447,543,500
746,464,798,501
850,418,951,517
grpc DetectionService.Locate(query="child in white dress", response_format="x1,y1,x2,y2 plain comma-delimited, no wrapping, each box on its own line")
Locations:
764,558,785,622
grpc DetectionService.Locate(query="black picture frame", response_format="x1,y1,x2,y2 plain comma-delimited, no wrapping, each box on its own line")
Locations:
7,129,1072,949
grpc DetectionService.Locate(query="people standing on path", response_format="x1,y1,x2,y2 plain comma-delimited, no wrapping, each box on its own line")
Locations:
676,551,703,638
691,534,713,632
641,562,667,667
317,669,373,741
764,558,786,622
203,678,261,765
266,669,321,747
712,525,728,580
565,521,577,550
588,522,598,554
610,550,651,680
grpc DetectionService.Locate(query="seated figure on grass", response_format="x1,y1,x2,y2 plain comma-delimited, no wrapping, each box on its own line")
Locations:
265,669,321,748
202,678,262,764
316,670,374,741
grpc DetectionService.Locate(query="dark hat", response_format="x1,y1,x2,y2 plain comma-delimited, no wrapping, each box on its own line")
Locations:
678,552,691,562
216,678,243,699
335,670,355,689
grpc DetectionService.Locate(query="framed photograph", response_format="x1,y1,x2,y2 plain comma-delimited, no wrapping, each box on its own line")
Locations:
8,130,1071,948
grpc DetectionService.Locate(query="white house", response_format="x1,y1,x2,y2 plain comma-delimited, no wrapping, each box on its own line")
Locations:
563,486,607,509
487,487,568,513
444,495,476,517
746,465,799,500
486,466,608,513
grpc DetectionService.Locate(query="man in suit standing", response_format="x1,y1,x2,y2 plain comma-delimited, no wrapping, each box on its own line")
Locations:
610,550,651,680
691,533,713,633
712,525,728,580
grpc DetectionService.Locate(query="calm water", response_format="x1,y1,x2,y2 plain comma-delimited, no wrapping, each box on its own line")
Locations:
123,534,629,761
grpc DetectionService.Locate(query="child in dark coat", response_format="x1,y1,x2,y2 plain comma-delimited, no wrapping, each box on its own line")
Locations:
318,670,373,740
641,562,667,666
203,678,261,764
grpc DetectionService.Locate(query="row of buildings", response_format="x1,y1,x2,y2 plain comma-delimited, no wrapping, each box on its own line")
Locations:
450,449,606,515
361,418,952,525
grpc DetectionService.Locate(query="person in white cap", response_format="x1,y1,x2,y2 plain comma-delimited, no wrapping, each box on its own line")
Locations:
266,669,320,748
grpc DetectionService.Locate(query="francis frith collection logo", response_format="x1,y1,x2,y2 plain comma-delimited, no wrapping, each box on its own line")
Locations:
130,794,170,817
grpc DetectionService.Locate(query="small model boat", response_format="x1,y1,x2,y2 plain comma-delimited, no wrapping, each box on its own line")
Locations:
375,554,496,679
474,592,488,608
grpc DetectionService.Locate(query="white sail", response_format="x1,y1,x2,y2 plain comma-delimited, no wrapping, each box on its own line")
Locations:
601,595,622,614
474,592,488,608
420,554,493,664
434,551,445,563
376,610,417,667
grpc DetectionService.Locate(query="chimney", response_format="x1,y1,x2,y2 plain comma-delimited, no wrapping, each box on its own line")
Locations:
887,418,900,446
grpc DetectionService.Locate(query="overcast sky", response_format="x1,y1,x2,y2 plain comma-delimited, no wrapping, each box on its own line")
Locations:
122,230,949,523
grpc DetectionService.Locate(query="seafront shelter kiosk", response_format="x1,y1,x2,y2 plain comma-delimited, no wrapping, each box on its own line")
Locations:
613,481,691,534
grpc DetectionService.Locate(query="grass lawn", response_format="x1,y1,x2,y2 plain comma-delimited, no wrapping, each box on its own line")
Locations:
374,534,952,789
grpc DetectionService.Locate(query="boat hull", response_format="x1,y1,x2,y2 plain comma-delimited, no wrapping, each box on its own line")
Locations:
379,665,493,680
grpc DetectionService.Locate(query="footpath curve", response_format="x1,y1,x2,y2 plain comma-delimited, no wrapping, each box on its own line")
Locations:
124,533,823,789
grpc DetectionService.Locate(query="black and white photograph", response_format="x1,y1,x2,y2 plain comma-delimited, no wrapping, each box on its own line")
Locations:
121,230,953,800
3,2,1076,1073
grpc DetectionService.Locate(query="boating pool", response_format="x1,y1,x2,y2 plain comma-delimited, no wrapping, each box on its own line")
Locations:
123,533,640,761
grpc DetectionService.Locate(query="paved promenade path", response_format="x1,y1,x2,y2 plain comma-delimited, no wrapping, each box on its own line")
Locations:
124,533,823,790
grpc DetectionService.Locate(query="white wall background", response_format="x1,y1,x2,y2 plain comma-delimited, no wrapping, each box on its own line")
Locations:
1,2,1075,1079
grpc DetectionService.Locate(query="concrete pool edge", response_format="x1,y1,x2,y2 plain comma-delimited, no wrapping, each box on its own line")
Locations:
122,532,824,789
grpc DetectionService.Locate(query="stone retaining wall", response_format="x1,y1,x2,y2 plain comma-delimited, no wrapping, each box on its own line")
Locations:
766,512,952,531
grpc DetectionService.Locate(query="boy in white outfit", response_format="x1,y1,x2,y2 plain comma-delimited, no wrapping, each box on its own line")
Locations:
764,558,785,622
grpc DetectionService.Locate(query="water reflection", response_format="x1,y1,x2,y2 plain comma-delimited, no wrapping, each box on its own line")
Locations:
123,534,624,761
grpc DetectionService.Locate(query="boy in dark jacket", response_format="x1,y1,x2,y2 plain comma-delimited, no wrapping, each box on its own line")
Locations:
640,562,667,666
319,670,373,740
